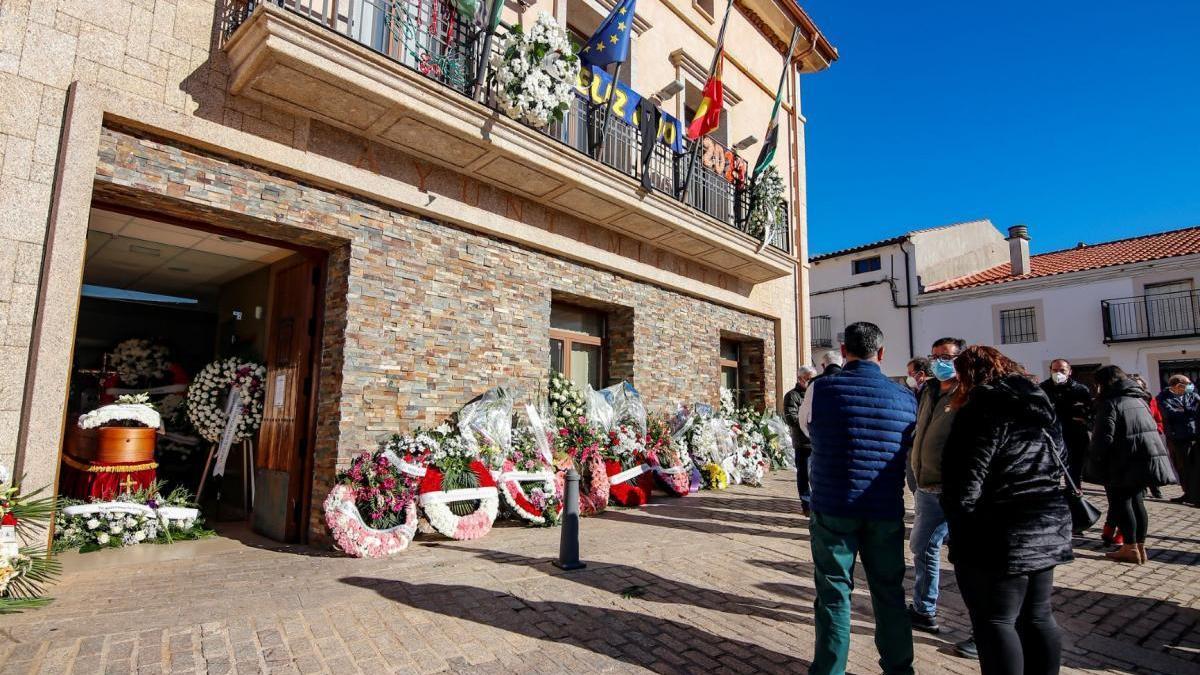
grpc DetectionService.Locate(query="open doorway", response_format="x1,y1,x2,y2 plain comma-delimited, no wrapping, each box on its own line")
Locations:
59,206,324,543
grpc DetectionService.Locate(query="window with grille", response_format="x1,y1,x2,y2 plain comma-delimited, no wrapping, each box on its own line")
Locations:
1000,307,1039,344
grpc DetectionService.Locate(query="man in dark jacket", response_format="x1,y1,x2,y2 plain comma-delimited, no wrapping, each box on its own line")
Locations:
1040,359,1094,487
783,366,818,514
798,322,917,675
1156,375,1198,505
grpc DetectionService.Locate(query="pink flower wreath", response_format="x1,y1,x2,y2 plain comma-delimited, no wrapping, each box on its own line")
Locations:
324,485,419,558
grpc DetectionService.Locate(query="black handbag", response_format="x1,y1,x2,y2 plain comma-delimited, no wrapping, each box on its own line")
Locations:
1046,439,1102,534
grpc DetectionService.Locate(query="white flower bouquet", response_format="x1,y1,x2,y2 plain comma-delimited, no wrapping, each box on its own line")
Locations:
491,12,580,129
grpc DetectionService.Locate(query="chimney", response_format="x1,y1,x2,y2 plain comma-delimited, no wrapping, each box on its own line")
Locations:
1007,225,1031,276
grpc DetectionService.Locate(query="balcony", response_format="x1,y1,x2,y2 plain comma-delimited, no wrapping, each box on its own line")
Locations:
1102,290,1200,343
810,314,832,348
222,0,794,282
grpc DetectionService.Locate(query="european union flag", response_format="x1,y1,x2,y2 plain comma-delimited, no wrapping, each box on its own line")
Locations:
580,0,636,68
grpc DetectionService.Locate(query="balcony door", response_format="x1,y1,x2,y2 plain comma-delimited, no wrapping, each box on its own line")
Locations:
1145,280,1197,338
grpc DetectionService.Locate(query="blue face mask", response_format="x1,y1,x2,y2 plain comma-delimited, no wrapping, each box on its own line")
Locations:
1188,383,1197,395
932,359,957,382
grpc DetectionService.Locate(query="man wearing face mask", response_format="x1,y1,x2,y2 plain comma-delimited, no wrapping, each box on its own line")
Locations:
907,338,967,651
1040,359,1095,488
906,357,933,394
1156,375,1199,505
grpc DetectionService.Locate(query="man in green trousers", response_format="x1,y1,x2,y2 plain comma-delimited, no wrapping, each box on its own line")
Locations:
797,322,917,674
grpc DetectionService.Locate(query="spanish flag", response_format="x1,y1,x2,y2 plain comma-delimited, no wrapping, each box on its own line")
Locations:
686,50,724,140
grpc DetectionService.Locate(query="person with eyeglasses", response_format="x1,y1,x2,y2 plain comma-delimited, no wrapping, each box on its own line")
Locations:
907,338,978,658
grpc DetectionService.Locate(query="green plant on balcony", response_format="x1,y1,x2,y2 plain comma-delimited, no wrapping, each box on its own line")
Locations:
490,12,579,129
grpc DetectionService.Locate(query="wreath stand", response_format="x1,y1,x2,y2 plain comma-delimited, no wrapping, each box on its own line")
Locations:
196,438,255,512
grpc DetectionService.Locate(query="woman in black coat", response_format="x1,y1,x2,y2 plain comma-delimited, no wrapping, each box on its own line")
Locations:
941,346,1072,675
1085,366,1176,564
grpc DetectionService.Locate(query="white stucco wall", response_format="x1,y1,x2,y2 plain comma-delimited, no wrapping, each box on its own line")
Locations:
808,242,917,377
917,256,1200,392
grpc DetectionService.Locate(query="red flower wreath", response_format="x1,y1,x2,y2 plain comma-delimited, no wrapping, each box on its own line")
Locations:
605,459,655,506
418,460,499,540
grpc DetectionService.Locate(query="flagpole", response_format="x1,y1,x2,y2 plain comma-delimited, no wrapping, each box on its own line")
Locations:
677,0,735,200
748,26,801,214
472,0,506,101
592,60,626,158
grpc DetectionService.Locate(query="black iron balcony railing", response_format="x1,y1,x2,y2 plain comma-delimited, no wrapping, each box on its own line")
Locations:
810,315,833,348
223,0,791,253
1102,290,1200,343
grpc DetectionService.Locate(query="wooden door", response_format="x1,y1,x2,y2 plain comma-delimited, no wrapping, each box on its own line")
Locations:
254,256,320,542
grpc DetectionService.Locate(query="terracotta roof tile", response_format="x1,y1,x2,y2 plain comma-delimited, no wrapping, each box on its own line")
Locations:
926,225,1200,292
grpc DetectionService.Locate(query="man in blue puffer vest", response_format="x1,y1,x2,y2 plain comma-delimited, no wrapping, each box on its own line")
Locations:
797,321,917,675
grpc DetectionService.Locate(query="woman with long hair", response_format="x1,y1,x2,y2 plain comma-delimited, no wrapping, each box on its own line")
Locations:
1084,365,1175,563
941,346,1072,675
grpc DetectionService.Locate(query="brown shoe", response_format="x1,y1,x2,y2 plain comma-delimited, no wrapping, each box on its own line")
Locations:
1136,543,1148,564
1105,544,1141,563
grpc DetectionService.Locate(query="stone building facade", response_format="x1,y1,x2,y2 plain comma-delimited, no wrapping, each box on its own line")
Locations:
0,0,835,542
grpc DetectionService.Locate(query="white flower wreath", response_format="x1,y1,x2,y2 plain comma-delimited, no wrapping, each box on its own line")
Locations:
491,12,580,129
186,358,266,443
748,165,785,241
109,339,170,387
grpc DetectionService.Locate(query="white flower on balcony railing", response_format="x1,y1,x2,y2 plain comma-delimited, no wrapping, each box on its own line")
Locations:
748,165,785,243
491,12,579,130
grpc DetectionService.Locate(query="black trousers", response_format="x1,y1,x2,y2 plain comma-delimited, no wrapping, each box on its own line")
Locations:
794,444,811,504
956,565,1061,675
1109,486,1149,544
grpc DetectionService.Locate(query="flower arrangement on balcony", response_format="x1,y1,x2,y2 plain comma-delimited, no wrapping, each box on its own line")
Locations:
748,165,785,241
491,12,579,129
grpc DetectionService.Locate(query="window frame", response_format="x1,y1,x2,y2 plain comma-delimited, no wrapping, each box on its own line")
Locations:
999,306,1039,344
550,303,607,390
719,339,742,406
851,256,882,275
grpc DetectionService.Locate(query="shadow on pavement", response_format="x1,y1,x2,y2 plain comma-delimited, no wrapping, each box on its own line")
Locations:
339,575,812,673
597,507,811,542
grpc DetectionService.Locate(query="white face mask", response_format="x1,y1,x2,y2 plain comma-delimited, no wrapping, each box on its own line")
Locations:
905,375,918,389
1051,372,1069,385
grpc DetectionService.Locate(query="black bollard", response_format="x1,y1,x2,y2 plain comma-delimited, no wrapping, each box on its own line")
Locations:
554,468,587,571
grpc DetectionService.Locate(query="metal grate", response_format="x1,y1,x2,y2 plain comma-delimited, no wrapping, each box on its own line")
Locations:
1102,289,1200,343
999,306,1039,344
810,315,832,348
223,1,792,253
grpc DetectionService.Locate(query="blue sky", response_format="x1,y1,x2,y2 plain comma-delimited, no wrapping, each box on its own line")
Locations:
798,1,1200,256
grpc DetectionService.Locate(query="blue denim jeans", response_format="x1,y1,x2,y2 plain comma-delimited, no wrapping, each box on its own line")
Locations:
909,489,949,617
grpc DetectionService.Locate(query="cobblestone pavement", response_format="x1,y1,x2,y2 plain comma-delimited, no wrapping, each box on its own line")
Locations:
2,473,1198,675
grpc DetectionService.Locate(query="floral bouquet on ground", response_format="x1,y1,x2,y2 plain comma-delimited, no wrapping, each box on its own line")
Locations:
497,424,561,527
762,415,795,471
324,449,420,558
0,466,59,615
648,415,692,497
548,371,586,428
416,428,499,541
53,482,211,554
604,424,654,507
688,414,730,491
731,421,767,487
554,417,610,516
